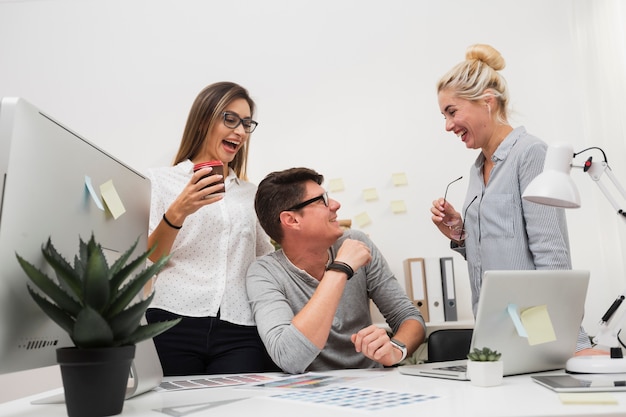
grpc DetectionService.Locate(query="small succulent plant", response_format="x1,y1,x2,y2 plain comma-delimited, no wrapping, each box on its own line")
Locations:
467,347,502,362
16,234,180,349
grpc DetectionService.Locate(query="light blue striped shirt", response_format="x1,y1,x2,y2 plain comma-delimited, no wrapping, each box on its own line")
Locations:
453,126,591,351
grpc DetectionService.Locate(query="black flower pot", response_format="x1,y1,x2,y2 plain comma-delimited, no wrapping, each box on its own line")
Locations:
56,345,136,417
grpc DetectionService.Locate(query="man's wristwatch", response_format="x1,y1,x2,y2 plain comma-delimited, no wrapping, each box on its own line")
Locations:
390,338,407,363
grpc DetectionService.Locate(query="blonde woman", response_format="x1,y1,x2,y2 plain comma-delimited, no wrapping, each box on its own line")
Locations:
430,44,597,354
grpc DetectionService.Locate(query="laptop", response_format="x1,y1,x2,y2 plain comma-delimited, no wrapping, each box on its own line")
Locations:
399,270,590,380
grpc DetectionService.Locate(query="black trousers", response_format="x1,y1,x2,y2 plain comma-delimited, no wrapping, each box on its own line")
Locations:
146,308,278,376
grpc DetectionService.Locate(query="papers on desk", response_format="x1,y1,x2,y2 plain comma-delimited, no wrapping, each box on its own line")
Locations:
158,372,441,412
250,373,440,411
271,386,439,411
156,373,278,391
247,373,361,389
558,393,618,405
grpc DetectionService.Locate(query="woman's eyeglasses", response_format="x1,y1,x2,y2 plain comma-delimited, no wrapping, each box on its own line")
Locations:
442,176,463,227
450,195,477,241
222,111,258,133
441,176,476,241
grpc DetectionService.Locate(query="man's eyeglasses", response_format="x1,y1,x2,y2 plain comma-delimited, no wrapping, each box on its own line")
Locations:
285,192,329,211
222,111,258,133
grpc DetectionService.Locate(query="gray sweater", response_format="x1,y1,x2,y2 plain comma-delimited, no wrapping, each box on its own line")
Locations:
246,229,425,374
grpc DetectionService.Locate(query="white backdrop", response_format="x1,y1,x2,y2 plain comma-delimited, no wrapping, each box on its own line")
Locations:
1,0,625,398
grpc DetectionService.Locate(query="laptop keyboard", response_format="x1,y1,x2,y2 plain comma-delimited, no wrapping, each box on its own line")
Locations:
434,365,467,372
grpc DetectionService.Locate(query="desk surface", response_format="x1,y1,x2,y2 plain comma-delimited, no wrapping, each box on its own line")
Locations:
2,367,625,417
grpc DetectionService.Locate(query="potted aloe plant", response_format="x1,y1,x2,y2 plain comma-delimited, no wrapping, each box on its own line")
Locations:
16,234,180,417
466,347,503,387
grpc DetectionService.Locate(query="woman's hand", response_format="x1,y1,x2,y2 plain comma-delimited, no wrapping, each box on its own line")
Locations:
431,198,462,240
147,167,225,263
166,167,225,225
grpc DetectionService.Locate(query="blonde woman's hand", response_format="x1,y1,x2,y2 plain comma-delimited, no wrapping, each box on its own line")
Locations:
431,197,462,240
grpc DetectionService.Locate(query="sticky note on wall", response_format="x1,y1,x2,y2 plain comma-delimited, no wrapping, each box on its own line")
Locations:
362,188,379,201
391,200,407,213
354,212,372,228
392,172,408,186
328,178,345,193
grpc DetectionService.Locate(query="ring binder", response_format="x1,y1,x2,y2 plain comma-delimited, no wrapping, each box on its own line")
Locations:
424,257,445,323
403,258,429,322
440,257,458,321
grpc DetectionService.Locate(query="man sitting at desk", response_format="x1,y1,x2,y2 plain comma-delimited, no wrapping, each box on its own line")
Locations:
246,167,426,374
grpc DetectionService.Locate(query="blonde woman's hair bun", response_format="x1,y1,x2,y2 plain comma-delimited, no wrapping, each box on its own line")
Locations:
466,44,505,71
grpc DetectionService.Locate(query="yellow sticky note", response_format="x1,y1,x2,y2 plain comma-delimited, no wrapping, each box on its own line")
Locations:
100,180,126,219
558,393,618,405
391,200,407,214
520,305,556,345
328,178,345,193
392,172,408,186
354,212,372,228
362,188,379,202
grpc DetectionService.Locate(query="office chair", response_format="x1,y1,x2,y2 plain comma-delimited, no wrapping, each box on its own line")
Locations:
427,328,473,362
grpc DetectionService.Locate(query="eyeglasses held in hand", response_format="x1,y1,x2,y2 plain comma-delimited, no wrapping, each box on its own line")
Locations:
450,195,477,241
285,192,329,211
222,111,258,133
443,176,463,206
442,176,463,227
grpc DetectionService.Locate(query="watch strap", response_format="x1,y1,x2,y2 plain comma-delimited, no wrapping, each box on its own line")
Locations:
326,261,354,280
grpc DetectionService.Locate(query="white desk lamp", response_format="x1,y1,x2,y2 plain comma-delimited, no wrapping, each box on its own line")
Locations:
522,142,626,374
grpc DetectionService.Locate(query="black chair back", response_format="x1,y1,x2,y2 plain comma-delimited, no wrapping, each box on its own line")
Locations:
427,329,473,362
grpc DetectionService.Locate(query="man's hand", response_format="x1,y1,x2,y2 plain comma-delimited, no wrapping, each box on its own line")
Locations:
351,325,402,366
334,239,372,272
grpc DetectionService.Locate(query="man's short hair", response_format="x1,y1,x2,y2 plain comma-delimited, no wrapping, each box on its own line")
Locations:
255,167,324,243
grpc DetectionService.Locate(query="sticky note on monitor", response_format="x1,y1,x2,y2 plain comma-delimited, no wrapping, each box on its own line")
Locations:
507,304,528,338
100,179,126,219
520,305,556,345
85,175,104,211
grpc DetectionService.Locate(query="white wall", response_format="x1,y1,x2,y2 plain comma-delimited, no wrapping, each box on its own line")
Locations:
1,0,625,401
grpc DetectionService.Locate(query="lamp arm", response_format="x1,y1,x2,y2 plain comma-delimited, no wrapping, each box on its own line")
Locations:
593,292,626,350
583,161,626,220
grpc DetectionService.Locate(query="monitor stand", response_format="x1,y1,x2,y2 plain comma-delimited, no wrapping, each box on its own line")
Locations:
31,338,163,404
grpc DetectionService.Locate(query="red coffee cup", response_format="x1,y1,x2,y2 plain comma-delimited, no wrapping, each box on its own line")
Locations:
193,160,225,195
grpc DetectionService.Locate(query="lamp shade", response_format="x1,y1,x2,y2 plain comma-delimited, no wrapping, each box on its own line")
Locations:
522,142,581,208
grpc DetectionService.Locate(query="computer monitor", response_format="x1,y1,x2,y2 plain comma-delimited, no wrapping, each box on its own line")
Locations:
0,97,152,376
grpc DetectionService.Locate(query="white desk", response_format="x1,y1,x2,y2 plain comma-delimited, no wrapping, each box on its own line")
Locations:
2,368,625,416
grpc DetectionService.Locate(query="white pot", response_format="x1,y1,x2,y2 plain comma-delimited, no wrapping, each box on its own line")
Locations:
467,360,503,387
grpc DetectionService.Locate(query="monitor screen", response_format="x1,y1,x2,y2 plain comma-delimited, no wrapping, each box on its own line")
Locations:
0,97,151,375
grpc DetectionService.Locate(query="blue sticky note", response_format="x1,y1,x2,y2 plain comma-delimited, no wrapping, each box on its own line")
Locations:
507,304,528,338
84,175,104,210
